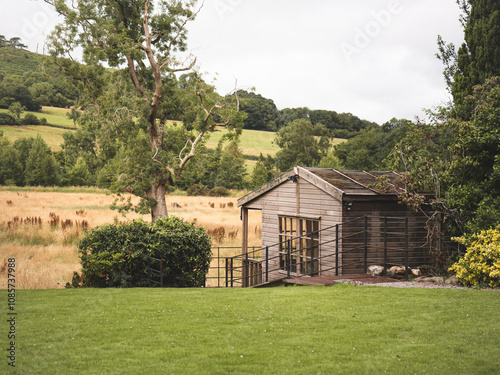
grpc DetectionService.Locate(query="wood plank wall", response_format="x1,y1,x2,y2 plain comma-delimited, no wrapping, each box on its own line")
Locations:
244,179,343,279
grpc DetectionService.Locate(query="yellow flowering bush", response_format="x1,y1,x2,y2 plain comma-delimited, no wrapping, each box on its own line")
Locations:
449,225,500,287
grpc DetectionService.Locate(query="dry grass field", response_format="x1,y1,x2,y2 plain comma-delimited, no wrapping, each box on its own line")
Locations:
0,190,262,289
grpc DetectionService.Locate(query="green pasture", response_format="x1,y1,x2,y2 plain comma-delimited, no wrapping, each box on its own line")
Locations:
4,285,500,374
0,107,74,129
40,106,75,128
205,128,279,157
0,125,71,151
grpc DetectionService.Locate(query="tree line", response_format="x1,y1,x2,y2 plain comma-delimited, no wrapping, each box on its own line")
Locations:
0,35,28,50
236,89,378,138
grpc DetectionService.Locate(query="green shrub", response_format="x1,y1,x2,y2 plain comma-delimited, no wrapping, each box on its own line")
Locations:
78,220,151,287
0,112,19,125
449,225,500,287
21,113,41,125
77,217,212,287
150,217,212,287
187,183,209,196
209,186,229,197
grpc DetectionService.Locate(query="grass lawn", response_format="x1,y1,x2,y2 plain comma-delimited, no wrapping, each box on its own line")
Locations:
5,285,500,374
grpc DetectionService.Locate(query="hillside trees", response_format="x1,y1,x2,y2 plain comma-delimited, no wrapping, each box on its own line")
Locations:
334,118,412,170
237,90,279,131
45,0,243,221
276,107,377,138
0,75,41,111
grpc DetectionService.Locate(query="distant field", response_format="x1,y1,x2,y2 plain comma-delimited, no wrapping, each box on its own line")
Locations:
0,124,71,151
1,110,346,167
205,128,279,157
40,106,75,128
0,106,74,128
0,113,282,160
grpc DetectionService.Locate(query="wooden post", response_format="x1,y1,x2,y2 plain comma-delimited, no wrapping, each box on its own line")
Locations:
364,216,368,274
265,246,269,282
405,217,409,280
241,208,249,256
335,224,339,276
384,217,388,271
241,208,249,287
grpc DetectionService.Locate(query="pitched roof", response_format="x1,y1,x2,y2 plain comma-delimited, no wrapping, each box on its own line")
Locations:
238,166,404,207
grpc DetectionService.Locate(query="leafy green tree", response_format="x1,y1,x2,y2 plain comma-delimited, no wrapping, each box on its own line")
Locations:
438,0,500,120
46,0,243,221
237,90,279,131
13,137,35,182
66,106,81,129
334,118,412,170
275,119,330,172
8,101,25,119
8,37,27,50
390,77,500,233
21,113,41,125
63,156,92,186
317,151,342,169
0,76,41,111
277,107,310,129
29,82,55,106
334,128,380,170
249,154,278,189
212,141,248,190
24,135,59,186
174,138,248,190
0,133,23,186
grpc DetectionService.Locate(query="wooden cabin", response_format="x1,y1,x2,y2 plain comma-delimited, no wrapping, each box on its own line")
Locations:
237,166,439,285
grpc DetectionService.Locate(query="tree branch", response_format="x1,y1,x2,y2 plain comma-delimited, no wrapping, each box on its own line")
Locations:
126,55,146,95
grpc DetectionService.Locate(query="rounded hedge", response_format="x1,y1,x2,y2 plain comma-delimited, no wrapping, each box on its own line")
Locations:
77,216,212,287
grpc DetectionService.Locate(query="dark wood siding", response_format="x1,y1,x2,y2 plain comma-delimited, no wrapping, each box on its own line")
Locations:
341,199,433,274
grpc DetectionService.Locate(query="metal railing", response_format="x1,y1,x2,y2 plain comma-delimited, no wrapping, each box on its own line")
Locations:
204,247,259,288
210,215,445,288
143,255,164,287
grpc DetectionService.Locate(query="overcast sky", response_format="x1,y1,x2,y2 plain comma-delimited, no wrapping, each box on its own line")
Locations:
3,0,464,125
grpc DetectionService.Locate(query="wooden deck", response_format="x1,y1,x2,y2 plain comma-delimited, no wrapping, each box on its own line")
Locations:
282,274,401,286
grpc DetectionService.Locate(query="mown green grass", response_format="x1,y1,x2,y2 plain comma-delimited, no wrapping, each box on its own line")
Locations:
6,286,500,374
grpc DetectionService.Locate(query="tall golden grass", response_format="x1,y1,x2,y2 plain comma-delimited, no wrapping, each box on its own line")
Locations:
0,190,261,289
